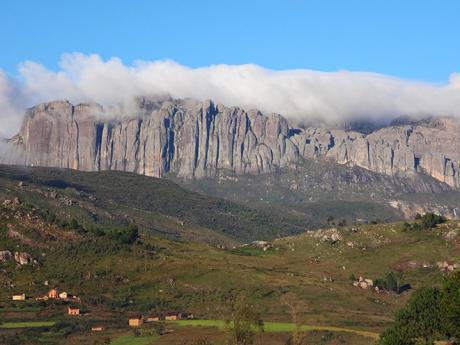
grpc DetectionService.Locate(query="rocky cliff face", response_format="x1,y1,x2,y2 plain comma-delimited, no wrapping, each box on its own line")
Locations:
8,98,460,189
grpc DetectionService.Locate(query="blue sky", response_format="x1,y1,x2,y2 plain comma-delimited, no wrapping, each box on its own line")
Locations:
1,0,459,82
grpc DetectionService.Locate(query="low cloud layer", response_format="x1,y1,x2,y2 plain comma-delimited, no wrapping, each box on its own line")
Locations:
1,53,460,138
0,139,25,164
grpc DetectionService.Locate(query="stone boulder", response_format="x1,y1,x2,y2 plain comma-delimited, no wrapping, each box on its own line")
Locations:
0,250,12,262
444,230,458,241
249,241,272,251
317,228,343,244
353,276,374,290
14,252,34,265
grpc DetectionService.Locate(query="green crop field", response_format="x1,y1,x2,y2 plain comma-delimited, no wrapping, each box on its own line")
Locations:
171,319,379,339
0,321,56,329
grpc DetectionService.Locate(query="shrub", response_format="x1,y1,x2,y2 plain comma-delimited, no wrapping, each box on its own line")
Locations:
419,213,446,229
374,272,404,294
401,222,411,231
107,224,139,244
69,219,80,230
88,225,105,237
150,322,166,335
403,213,445,232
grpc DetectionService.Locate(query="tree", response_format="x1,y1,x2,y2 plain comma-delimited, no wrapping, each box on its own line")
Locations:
379,324,415,345
380,273,460,344
386,272,399,293
228,294,264,345
440,272,460,339
404,287,442,344
386,271,403,293
374,271,404,293
282,292,308,345
419,213,445,229
378,287,442,345
404,213,446,231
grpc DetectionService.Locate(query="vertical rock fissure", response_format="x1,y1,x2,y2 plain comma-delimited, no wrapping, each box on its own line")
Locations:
133,119,142,174
73,113,80,170
203,106,214,173
193,120,200,176
94,122,104,171
107,124,114,170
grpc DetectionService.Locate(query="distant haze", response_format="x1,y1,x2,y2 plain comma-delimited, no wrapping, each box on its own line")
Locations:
1,53,460,138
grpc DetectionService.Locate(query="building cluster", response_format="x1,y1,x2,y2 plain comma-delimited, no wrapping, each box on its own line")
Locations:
12,288,82,315
128,312,193,327
12,288,194,329
37,288,80,302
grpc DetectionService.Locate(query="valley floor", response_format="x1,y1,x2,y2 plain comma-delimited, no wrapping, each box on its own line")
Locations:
0,319,377,345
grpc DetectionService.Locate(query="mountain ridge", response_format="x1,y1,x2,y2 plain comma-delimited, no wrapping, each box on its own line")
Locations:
5,97,460,191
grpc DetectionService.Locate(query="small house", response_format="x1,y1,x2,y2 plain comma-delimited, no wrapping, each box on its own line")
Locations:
12,293,26,301
146,315,161,322
182,312,194,320
59,291,68,299
128,315,143,327
165,312,182,321
68,307,80,316
91,326,105,332
48,288,59,299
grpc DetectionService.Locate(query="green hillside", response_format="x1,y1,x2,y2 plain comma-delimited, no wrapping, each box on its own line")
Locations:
1,181,459,344
0,165,307,244
176,159,460,227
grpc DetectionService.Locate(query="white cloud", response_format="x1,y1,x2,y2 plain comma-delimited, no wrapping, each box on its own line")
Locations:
0,53,460,137
0,71,29,138
0,140,25,164
449,73,460,89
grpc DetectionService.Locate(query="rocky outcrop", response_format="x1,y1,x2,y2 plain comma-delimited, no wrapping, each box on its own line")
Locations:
315,228,343,244
14,251,34,265
0,250,12,262
8,98,460,188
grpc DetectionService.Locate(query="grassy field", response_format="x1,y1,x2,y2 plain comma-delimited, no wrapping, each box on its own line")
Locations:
0,321,56,329
170,319,379,339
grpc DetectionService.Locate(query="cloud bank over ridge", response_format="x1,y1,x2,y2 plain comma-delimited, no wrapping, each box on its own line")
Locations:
1,53,460,138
